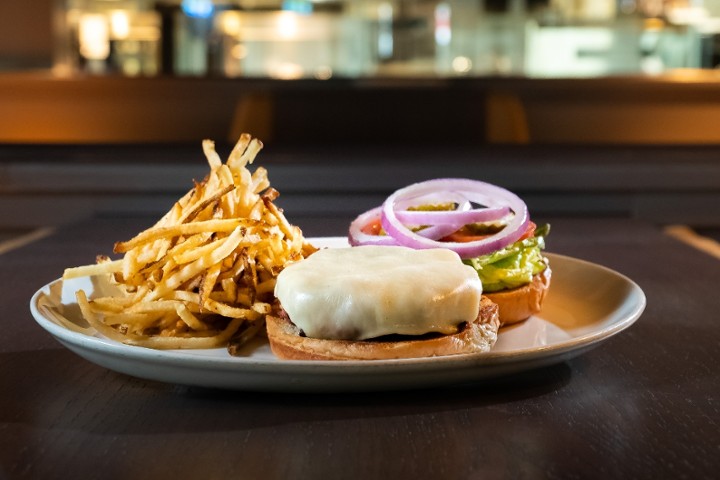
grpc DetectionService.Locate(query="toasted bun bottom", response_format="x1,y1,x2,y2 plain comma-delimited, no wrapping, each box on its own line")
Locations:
484,266,552,326
266,296,500,361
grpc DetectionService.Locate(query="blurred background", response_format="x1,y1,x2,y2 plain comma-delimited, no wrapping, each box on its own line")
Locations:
5,0,720,144
15,0,718,79
1,1,719,242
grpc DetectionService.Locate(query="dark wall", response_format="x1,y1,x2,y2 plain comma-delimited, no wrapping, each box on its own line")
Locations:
0,0,54,69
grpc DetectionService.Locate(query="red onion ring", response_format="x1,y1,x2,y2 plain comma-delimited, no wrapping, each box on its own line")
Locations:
394,191,471,210
348,204,472,246
415,222,466,241
395,205,510,225
380,178,529,259
394,194,475,239
348,206,398,247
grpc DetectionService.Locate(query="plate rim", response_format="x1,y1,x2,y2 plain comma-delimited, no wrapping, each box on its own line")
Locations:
29,243,646,389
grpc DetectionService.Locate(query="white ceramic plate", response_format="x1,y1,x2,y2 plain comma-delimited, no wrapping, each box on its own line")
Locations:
30,237,645,392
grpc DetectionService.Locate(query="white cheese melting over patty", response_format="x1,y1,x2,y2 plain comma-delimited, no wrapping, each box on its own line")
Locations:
274,245,482,341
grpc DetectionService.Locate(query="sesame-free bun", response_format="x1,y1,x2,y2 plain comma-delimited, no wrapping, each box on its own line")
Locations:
485,266,552,326
266,296,500,361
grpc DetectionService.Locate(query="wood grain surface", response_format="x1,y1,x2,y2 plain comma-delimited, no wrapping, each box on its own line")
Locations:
2,215,718,479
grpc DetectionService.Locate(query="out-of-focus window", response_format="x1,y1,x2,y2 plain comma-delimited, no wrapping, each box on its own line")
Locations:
51,0,720,78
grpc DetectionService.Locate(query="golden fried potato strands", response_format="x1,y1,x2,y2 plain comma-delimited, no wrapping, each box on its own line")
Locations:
64,134,315,350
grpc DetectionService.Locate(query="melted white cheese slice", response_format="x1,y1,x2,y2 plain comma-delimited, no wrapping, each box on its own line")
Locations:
274,245,482,340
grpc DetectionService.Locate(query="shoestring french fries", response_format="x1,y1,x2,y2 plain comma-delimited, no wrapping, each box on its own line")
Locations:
63,134,316,350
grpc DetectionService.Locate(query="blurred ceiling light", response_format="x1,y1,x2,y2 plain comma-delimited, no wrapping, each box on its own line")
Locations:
282,0,312,14
110,10,130,39
435,3,451,47
79,14,110,60
277,11,299,39
641,56,664,75
219,12,242,37
666,6,709,26
452,56,472,73
270,62,304,79
122,58,142,76
377,2,393,59
695,17,720,35
181,0,214,19
314,65,333,80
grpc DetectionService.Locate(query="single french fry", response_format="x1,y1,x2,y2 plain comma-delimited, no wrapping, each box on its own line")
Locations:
202,139,223,170
178,184,235,224
114,219,249,253
63,259,123,279
199,262,222,310
176,304,209,331
227,133,253,170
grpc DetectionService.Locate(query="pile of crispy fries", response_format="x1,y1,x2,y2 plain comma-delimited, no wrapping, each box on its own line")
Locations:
63,134,315,350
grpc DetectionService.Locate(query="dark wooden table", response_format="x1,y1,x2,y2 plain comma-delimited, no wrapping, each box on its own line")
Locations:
2,214,719,479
